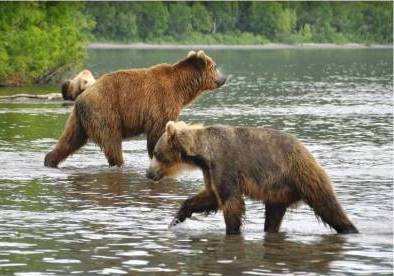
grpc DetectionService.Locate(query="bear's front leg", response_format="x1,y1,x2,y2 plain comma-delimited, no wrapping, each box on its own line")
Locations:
264,203,287,233
222,196,245,235
170,190,218,227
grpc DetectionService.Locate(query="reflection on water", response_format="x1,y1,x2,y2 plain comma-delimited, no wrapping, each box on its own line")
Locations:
0,49,392,275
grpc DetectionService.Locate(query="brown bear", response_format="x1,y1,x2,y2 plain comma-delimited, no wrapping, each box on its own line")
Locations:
45,51,226,168
61,69,96,100
146,121,359,235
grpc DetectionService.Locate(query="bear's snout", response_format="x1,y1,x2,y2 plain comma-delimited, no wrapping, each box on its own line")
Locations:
146,167,162,181
216,74,227,87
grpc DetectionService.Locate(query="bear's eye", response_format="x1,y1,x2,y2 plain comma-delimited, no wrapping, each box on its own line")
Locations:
154,151,167,163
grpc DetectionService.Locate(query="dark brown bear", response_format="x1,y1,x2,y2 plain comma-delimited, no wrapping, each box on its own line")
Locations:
61,69,96,100
146,121,359,235
45,51,226,168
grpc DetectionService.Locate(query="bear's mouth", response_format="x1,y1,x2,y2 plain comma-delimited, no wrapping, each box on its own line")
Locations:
145,167,163,181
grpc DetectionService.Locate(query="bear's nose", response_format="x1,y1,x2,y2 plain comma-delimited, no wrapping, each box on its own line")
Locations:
216,75,227,87
146,167,161,181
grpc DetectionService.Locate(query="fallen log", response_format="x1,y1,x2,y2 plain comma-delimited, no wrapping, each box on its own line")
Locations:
0,93,74,104
0,93,62,100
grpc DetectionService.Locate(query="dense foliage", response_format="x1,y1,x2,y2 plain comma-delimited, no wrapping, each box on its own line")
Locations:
87,1,393,44
0,1,392,85
0,2,92,86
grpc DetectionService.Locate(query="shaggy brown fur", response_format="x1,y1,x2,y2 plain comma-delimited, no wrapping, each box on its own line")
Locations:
146,121,359,235
61,69,96,100
45,51,226,168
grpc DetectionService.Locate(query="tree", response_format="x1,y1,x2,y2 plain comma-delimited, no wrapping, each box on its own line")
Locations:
0,2,92,85
249,2,296,39
86,2,138,41
206,2,239,33
236,2,252,32
84,1,392,44
86,2,117,40
116,6,138,41
249,2,284,38
276,7,297,36
299,24,313,42
310,2,336,42
136,2,169,39
1,1,392,87
191,3,213,34
167,2,192,37
361,2,393,43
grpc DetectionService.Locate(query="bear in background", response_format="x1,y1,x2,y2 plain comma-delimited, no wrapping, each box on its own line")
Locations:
61,69,96,101
45,51,226,168
146,121,359,235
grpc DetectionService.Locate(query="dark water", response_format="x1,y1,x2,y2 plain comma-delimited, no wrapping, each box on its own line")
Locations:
0,49,392,275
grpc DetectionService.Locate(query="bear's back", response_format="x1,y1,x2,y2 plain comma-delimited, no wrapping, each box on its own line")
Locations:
208,125,298,146
205,125,302,160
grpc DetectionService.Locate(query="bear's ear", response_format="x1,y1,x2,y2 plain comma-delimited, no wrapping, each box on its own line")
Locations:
196,50,208,66
187,50,196,58
166,121,189,139
195,50,208,66
166,121,196,156
196,50,205,59
166,121,177,138
175,50,205,69
166,121,183,151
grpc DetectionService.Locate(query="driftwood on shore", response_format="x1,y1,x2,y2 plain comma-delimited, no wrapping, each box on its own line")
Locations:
0,93,72,104
0,93,61,100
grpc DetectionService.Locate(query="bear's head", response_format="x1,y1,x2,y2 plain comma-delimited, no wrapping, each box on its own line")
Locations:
61,69,96,101
146,121,203,181
176,50,226,91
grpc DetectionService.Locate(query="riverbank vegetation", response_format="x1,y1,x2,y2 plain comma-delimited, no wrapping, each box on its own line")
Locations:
87,2,393,45
0,2,92,86
0,1,392,86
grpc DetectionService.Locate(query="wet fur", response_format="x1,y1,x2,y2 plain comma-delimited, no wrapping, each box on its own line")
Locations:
149,122,358,235
45,51,225,168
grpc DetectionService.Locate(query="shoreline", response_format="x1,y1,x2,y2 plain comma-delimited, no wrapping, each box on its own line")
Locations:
88,42,393,50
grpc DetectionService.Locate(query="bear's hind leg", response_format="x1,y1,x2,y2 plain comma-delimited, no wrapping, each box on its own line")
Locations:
44,110,87,168
304,194,358,234
223,196,245,235
297,176,358,234
170,190,218,227
264,203,287,233
88,119,124,167
101,137,124,167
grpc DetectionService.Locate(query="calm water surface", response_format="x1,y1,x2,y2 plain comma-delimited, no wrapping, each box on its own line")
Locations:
0,49,392,275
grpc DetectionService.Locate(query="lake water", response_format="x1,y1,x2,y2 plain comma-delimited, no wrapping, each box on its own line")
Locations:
0,49,392,275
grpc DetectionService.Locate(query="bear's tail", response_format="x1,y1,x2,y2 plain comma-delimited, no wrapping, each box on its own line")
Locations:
44,106,87,168
290,145,358,234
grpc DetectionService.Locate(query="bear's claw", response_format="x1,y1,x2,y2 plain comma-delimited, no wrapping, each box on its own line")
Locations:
169,218,181,228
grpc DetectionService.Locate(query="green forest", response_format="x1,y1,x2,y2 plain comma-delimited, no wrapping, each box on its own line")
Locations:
87,1,393,45
0,1,392,86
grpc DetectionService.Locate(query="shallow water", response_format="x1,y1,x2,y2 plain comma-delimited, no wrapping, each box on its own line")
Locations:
0,49,392,275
